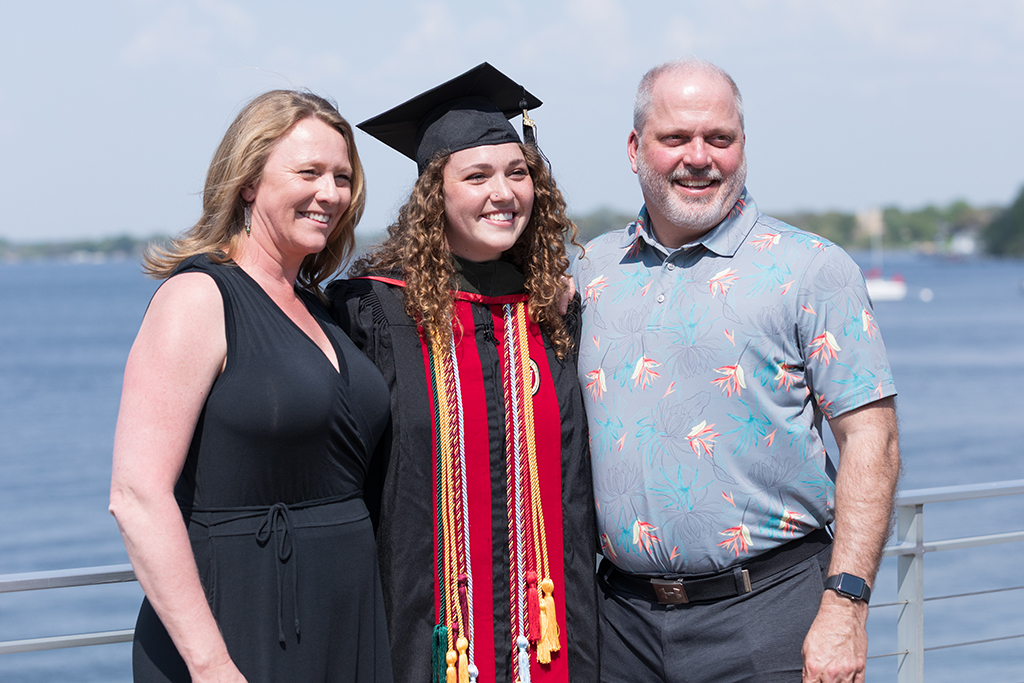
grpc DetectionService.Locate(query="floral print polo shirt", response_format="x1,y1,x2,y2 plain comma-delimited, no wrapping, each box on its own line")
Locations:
571,190,897,574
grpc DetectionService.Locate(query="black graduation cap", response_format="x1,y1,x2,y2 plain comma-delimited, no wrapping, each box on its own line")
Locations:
358,62,542,174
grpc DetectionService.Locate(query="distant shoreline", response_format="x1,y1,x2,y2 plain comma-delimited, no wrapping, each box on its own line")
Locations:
0,235,158,264
3,193,1020,262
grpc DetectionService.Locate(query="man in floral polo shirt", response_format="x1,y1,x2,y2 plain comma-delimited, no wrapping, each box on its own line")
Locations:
572,58,900,683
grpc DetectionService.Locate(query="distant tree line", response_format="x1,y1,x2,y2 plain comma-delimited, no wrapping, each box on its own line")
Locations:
0,235,154,262
571,185,1024,257
983,186,1024,256
4,186,1023,262
0,232,382,264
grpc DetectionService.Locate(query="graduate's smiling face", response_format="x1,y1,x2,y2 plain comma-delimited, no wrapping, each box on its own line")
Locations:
442,142,534,263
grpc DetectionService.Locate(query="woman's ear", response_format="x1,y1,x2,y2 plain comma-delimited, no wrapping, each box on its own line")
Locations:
241,185,256,203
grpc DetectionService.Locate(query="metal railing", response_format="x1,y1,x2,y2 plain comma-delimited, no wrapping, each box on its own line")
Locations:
868,478,1024,683
0,564,136,654
2,479,1023,680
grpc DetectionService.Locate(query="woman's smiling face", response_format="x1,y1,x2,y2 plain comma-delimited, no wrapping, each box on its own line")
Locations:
243,116,353,260
442,142,534,263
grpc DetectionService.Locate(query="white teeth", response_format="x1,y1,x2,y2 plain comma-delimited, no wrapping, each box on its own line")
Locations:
678,179,712,188
302,212,329,223
485,212,514,221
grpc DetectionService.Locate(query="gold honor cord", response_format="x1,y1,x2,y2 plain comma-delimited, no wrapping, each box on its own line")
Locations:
430,334,475,683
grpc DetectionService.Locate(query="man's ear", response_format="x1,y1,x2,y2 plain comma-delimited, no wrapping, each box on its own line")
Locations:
627,130,641,175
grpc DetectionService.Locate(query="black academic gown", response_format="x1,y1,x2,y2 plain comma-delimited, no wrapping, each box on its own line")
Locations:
327,260,598,683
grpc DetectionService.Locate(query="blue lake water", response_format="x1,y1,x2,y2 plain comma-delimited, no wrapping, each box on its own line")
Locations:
1,253,1022,682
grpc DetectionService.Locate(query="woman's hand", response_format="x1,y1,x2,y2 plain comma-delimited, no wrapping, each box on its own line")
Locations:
110,272,237,679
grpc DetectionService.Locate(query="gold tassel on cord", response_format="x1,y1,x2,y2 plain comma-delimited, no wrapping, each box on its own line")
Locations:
457,636,469,683
446,648,457,683
537,577,561,663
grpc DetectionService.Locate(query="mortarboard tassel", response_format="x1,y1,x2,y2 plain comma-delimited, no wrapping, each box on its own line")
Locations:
520,91,554,193
520,94,537,147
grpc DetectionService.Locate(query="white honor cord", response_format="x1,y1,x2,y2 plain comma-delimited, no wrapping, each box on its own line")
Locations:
505,304,527,639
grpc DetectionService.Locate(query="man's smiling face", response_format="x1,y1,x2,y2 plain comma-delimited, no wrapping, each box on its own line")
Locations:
629,68,747,247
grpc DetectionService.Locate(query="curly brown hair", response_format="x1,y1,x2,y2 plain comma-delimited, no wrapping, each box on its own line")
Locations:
351,144,579,357
144,90,366,296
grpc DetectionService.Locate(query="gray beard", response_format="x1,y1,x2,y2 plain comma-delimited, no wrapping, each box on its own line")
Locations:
637,152,747,234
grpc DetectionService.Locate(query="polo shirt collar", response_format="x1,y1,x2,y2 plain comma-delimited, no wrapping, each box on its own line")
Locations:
623,188,759,257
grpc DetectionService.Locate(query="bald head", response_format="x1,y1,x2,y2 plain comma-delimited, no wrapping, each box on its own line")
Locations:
633,58,744,136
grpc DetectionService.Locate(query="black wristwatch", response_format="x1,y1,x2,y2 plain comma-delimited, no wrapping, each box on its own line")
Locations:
824,573,871,604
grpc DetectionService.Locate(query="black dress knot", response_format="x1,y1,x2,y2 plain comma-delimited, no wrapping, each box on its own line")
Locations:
257,502,301,644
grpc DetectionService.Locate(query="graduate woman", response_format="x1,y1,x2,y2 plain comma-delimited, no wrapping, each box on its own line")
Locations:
328,64,598,683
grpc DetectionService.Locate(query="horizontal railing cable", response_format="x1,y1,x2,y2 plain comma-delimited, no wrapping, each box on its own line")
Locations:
0,630,134,655
924,584,1024,602
924,632,1024,652
0,564,135,593
869,584,1024,609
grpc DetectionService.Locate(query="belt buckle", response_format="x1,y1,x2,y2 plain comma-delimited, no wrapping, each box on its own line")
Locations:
651,578,689,604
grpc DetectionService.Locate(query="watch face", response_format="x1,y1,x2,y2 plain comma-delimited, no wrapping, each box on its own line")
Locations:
836,573,867,599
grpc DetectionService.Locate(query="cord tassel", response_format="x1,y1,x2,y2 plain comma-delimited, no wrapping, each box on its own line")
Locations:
432,625,448,683
526,570,540,641
457,636,469,683
458,573,470,629
537,577,561,663
446,648,457,683
516,635,532,683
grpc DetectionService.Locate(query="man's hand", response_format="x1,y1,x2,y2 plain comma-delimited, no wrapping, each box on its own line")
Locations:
557,275,576,316
801,590,869,682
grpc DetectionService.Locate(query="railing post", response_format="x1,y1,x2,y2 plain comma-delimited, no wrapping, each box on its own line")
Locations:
896,502,925,683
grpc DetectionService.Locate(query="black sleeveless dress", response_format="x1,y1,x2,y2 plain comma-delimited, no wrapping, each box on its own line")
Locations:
132,255,393,683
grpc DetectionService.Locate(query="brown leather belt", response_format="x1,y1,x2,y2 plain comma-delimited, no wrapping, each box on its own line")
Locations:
600,527,831,604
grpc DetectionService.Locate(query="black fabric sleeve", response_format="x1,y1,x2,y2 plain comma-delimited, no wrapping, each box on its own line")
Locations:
326,279,391,528
549,297,601,682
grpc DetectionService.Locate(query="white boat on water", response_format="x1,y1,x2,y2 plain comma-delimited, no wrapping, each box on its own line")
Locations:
865,272,907,302
862,218,907,302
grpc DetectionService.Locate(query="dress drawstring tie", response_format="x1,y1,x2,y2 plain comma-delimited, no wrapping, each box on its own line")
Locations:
256,502,300,644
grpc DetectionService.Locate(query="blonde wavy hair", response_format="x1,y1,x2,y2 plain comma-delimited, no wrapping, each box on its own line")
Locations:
144,90,365,294
351,144,579,358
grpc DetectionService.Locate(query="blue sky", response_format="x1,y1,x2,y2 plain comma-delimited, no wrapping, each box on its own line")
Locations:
2,0,1022,242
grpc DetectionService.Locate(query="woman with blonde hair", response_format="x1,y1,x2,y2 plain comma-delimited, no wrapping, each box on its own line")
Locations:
329,64,598,683
110,90,392,683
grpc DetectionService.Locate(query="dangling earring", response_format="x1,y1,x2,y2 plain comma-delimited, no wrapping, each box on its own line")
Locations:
243,202,252,237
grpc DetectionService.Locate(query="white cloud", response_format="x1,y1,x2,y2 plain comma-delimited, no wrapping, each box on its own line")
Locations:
120,0,255,67
561,0,633,71
258,47,351,92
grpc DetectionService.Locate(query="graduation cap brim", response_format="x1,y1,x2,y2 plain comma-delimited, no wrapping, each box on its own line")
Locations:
357,62,542,172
